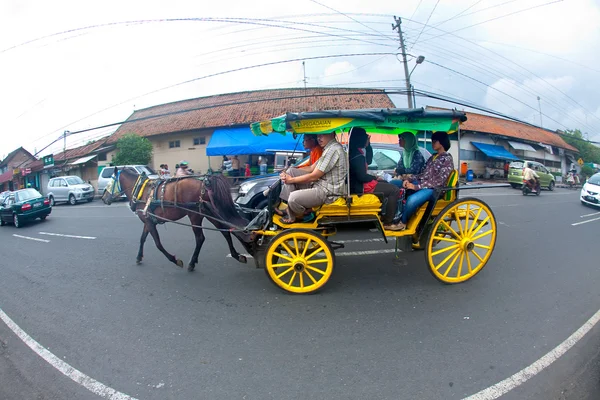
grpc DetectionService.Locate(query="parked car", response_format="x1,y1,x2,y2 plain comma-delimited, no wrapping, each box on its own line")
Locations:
580,172,600,208
0,191,10,204
235,143,431,210
97,165,158,196
507,160,556,190
0,188,51,228
47,176,95,206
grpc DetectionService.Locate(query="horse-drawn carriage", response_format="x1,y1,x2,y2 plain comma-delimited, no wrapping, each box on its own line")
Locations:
103,108,498,295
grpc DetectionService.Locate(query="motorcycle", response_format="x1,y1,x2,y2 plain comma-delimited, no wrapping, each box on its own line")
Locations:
522,178,541,196
566,170,580,189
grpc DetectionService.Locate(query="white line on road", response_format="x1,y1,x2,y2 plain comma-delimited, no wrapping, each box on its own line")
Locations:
463,307,600,400
39,232,96,240
12,234,50,243
571,216,600,226
226,248,398,259
0,307,137,400
580,211,600,218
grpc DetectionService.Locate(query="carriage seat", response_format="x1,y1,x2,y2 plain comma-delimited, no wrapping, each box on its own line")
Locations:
316,193,382,216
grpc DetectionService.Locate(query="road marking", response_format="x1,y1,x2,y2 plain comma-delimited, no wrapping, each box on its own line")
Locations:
463,308,600,400
12,234,50,243
571,216,600,226
580,211,600,218
227,248,398,259
39,232,96,240
0,307,137,400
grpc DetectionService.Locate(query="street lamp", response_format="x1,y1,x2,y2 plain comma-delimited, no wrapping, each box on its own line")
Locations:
407,55,425,108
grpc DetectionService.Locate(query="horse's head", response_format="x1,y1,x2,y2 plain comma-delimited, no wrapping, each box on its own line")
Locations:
101,167,123,205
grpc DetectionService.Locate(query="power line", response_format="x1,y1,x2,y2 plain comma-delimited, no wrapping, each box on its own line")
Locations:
409,0,441,50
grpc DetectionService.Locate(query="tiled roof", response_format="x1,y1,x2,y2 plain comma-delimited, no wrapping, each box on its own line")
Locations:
0,146,35,168
108,88,395,143
428,107,577,152
52,139,107,162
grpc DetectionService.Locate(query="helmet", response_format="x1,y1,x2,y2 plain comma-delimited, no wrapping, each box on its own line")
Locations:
26,183,32,188
179,160,189,167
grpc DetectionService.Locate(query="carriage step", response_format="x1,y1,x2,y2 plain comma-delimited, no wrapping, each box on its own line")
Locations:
328,241,345,250
318,215,380,225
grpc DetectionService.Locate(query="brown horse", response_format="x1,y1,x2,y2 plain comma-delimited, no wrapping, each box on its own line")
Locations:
101,167,252,271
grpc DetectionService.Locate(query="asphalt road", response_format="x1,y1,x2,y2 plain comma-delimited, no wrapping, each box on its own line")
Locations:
0,187,599,400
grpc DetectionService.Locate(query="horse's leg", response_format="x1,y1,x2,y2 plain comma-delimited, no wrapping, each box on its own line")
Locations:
147,221,183,268
219,230,248,264
187,215,205,272
136,224,150,264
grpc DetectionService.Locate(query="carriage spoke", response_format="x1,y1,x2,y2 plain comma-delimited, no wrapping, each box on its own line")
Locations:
293,237,299,257
467,207,483,235
454,211,464,236
457,252,465,278
431,244,459,257
301,238,312,258
435,248,461,272
272,262,293,268
281,242,296,258
306,266,326,275
288,271,298,286
443,251,461,277
466,252,473,273
440,220,461,240
276,266,294,279
470,216,490,237
299,272,304,288
472,250,484,263
273,252,294,262
304,269,318,284
471,229,492,242
306,246,325,261
307,259,329,265
433,235,460,244
464,204,470,235
473,243,491,250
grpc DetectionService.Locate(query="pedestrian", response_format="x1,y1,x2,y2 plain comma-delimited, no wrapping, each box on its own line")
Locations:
175,161,193,177
245,163,251,177
163,164,172,179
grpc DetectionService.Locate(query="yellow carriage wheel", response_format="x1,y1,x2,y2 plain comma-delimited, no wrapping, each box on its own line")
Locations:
264,229,335,294
425,198,497,284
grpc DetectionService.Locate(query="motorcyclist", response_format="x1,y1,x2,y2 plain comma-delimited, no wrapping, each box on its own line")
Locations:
523,162,540,192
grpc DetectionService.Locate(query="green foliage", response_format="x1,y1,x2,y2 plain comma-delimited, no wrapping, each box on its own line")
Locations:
113,133,153,165
562,129,600,164
581,165,594,179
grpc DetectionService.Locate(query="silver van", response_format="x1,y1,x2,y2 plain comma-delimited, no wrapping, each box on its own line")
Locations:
47,176,95,205
97,165,157,196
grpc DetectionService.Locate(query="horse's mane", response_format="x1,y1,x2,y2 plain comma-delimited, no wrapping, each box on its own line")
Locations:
207,174,247,224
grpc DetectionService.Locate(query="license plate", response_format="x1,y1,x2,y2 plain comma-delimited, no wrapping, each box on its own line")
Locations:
33,203,41,208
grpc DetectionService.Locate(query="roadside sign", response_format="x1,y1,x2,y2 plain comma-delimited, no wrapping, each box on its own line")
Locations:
43,154,54,168
578,158,584,166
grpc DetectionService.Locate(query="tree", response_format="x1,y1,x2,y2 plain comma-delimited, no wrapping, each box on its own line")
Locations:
562,129,600,164
113,133,153,165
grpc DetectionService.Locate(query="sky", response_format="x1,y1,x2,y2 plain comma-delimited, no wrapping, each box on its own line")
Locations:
1,0,600,159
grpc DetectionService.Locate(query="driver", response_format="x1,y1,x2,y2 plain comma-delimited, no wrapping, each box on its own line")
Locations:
175,161,193,177
523,162,539,189
277,132,347,224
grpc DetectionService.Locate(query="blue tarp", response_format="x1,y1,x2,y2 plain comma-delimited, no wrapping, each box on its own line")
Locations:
471,142,519,161
206,127,302,156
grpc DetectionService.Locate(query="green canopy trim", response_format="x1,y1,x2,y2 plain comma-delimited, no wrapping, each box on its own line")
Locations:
250,108,466,136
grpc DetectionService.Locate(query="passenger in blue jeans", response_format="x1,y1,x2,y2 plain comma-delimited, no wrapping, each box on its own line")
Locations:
394,131,454,231
390,131,427,189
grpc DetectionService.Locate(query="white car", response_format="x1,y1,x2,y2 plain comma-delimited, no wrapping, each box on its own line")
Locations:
47,176,95,205
97,165,157,196
580,172,600,208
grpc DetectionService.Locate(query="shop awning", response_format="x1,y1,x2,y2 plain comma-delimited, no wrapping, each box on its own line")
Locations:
508,141,536,152
69,155,97,165
471,142,519,161
206,127,302,156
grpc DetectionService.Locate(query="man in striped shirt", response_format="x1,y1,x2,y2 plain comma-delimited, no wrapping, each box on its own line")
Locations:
278,132,348,223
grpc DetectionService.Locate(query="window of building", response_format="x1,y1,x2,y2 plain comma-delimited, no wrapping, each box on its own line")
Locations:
98,153,107,161
193,137,206,146
169,140,180,149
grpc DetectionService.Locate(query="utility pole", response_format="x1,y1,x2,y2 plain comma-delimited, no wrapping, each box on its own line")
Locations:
302,61,307,90
537,96,543,128
392,16,413,108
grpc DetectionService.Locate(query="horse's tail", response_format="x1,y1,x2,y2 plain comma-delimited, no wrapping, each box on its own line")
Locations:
209,174,247,225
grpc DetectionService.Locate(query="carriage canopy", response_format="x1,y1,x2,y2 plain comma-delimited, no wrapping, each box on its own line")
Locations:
250,108,467,137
